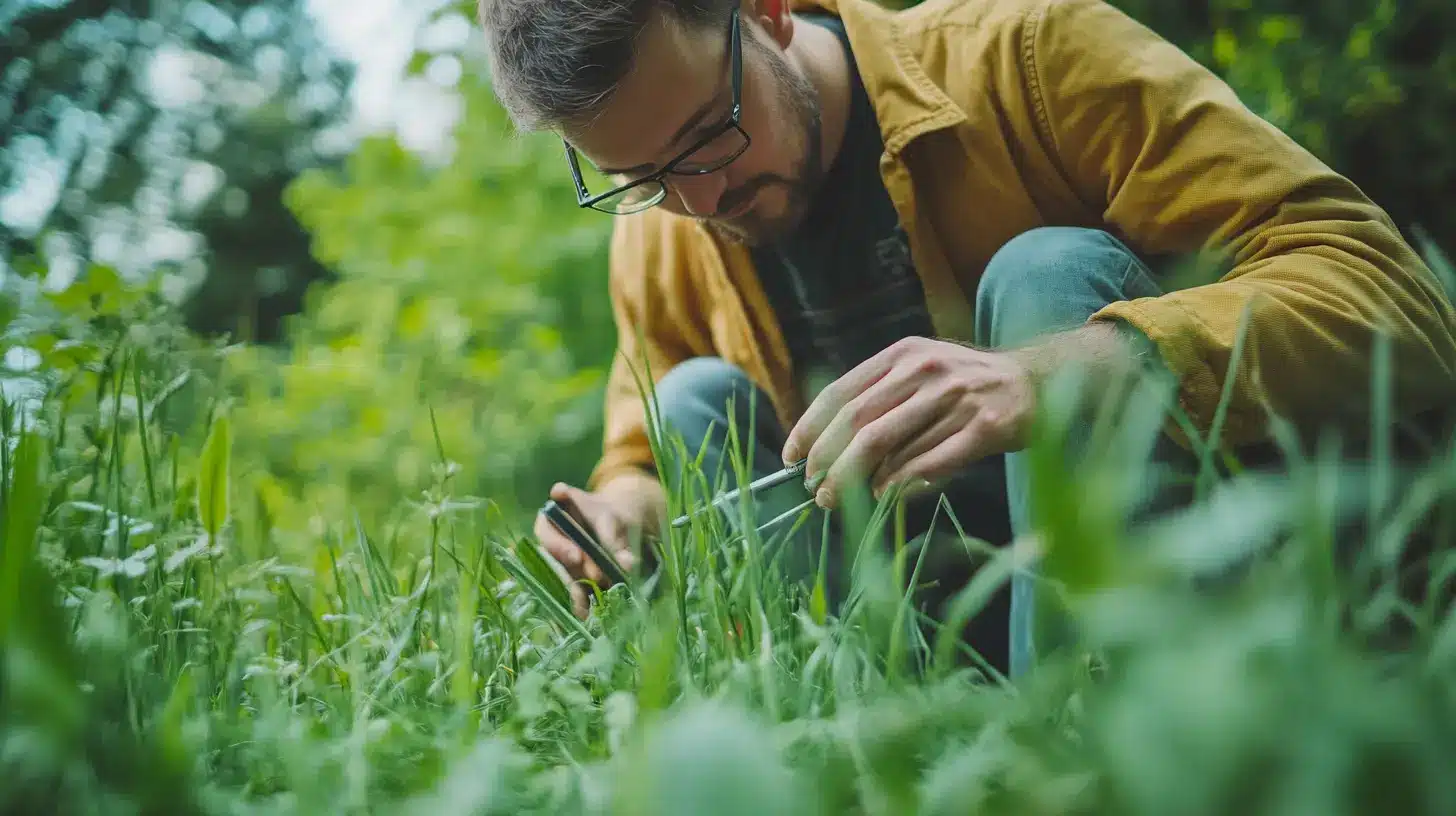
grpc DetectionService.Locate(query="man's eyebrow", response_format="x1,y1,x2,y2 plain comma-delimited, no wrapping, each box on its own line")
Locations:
596,94,725,177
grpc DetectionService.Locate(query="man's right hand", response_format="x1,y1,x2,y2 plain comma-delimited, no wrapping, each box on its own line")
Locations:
533,481,643,618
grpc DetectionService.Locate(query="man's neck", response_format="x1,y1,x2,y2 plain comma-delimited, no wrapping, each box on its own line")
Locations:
787,15,853,179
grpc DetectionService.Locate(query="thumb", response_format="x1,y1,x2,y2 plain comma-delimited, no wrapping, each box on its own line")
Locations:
550,482,580,503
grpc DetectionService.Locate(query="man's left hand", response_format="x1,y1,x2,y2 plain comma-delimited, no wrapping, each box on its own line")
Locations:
781,336,1036,509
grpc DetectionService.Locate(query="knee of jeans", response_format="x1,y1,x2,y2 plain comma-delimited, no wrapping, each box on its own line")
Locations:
652,356,752,431
975,227,1135,346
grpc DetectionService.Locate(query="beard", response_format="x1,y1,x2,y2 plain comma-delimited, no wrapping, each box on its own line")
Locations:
699,43,826,247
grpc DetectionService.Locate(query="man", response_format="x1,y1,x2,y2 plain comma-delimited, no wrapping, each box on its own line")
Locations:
479,0,1456,677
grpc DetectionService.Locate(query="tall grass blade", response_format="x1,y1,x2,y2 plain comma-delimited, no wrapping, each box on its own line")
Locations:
497,539,589,639
196,411,232,542
1413,224,1456,299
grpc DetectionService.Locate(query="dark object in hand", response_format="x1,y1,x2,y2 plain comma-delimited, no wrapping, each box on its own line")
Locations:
539,497,633,589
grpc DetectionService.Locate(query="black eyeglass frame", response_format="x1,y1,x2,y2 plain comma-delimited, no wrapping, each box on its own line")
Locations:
563,8,749,214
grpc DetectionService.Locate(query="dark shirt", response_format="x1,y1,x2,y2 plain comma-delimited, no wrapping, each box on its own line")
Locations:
749,13,937,404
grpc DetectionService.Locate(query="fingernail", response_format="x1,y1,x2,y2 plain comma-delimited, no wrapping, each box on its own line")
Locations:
782,445,799,465
815,487,829,508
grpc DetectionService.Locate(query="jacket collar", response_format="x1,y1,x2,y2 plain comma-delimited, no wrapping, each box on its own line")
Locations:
789,0,967,155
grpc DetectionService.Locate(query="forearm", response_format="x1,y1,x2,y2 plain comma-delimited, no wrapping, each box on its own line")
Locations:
1008,320,1156,395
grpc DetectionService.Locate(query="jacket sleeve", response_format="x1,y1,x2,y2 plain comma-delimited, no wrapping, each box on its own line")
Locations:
1022,0,1456,449
587,213,715,491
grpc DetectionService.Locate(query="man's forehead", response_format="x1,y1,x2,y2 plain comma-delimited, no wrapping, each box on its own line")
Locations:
566,10,733,172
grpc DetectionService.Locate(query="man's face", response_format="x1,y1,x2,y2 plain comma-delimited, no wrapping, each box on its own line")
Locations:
562,6,823,245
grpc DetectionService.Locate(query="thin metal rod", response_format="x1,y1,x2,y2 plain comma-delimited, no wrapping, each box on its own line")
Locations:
670,458,808,529
753,496,819,535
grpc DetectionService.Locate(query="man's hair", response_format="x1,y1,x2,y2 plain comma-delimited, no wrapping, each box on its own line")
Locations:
477,0,739,133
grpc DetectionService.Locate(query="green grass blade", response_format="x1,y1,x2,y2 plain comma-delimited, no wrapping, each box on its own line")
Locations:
1412,224,1456,299
497,539,589,639
196,411,232,542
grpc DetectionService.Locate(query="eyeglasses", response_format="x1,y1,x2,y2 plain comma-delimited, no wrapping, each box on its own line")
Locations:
563,8,749,215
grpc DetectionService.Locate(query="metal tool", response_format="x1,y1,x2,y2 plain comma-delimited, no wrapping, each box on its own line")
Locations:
670,458,811,529
539,458,821,593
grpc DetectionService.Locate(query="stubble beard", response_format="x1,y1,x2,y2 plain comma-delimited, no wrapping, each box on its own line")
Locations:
700,48,825,248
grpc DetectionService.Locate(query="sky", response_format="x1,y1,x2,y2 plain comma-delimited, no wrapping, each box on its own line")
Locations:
304,0,470,156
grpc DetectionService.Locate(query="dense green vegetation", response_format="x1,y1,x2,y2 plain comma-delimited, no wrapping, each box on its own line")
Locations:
4,237,1456,813
3,0,1455,813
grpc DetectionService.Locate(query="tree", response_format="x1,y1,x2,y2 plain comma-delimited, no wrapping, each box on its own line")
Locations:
1,0,355,343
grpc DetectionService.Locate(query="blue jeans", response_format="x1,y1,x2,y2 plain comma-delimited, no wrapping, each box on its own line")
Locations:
650,227,1198,678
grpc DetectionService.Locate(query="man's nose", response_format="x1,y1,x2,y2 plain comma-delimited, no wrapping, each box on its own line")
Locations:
669,174,727,217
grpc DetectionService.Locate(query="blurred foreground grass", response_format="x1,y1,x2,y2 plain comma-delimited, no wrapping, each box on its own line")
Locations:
2,238,1456,816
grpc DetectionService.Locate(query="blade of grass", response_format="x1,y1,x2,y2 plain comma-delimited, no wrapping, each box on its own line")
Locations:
497,539,589,640
1197,301,1255,497
132,348,158,511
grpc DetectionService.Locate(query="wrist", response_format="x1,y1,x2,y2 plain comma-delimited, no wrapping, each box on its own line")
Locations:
1009,320,1143,388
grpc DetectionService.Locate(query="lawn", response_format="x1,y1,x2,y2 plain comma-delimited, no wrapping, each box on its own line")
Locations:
4,239,1456,815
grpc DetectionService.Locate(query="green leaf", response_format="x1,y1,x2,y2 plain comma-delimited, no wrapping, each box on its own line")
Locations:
497,538,588,639
0,293,16,336
158,664,196,772
0,430,84,737
511,535,575,613
406,50,432,77
11,255,46,280
196,412,232,540
1,430,46,636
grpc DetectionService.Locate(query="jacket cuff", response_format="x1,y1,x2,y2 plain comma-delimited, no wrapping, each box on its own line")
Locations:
1090,298,1263,451
587,448,656,492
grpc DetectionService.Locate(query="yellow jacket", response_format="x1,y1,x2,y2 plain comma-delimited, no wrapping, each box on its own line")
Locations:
587,0,1456,491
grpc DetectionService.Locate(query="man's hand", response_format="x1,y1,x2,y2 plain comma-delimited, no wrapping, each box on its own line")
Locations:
533,472,665,618
780,336,1038,509
781,325,1145,509
534,483,641,617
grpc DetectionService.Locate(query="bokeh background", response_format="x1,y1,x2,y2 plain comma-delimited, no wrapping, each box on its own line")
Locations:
4,0,1453,544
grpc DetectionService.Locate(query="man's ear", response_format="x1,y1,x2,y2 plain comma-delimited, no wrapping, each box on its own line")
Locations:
750,0,794,48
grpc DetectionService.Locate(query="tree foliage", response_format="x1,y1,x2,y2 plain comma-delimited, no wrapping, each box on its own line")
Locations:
1,0,353,343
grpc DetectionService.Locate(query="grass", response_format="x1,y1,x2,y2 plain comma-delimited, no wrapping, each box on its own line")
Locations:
4,257,1456,815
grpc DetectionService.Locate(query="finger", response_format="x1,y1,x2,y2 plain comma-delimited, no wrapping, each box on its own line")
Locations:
549,484,615,584
871,402,966,496
579,555,607,586
804,359,922,485
581,506,629,586
569,581,588,619
817,387,942,508
877,420,989,493
534,512,586,576
614,547,638,573
550,481,573,501
783,339,923,464
554,482,593,518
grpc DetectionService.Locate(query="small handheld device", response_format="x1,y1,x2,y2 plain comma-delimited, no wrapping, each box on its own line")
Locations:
539,497,633,589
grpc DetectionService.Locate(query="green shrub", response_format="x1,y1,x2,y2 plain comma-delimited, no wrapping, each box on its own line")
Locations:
220,67,618,545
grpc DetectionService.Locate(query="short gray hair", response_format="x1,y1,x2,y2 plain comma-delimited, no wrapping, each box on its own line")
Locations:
478,0,738,133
